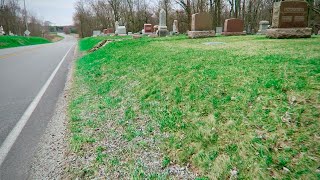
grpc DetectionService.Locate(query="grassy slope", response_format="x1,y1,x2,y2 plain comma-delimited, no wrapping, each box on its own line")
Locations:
69,35,320,179
0,36,50,49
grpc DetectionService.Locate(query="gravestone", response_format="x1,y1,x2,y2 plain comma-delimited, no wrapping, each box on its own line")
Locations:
157,9,168,37
144,24,153,34
222,18,245,36
9,31,14,36
92,30,101,37
173,20,179,34
153,25,159,33
191,12,212,31
257,21,269,35
266,0,311,38
216,27,223,34
117,26,127,35
103,28,114,34
188,12,215,38
115,21,127,35
115,21,119,32
159,9,166,27
0,26,4,36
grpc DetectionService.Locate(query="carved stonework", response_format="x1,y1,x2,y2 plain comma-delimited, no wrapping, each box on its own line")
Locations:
271,1,308,28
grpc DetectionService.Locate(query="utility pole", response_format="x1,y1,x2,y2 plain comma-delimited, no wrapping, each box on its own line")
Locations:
24,0,29,36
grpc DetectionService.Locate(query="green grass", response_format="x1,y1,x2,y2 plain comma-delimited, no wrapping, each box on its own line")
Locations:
68,35,320,179
0,36,51,49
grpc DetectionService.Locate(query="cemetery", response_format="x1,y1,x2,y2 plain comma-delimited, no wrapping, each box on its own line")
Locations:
67,1,320,178
0,0,311,179
2,0,319,178
69,33,319,179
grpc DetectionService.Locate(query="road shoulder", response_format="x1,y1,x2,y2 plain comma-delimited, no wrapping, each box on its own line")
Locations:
28,45,79,179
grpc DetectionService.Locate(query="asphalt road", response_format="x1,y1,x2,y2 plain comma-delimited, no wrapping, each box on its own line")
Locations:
0,34,76,179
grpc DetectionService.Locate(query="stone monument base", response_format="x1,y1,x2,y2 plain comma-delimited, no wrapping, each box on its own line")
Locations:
266,28,312,38
257,30,267,35
149,34,158,38
133,34,142,39
188,31,215,39
221,32,246,36
157,29,168,37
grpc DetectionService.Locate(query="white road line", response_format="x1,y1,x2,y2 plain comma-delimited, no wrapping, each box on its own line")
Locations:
0,44,75,167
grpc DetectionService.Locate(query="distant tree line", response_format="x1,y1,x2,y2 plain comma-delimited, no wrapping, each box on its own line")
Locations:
0,0,53,36
74,0,320,38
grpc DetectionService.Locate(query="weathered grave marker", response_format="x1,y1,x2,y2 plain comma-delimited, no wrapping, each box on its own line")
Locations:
173,20,179,34
222,18,245,36
0,26,4,36
257,21,269,35
215,27,223,35
103,28,114,35
92,30,101,37
144,24,153,34
266,0,311,38
188,12,215,38
115,21,127,35
158,9,168,37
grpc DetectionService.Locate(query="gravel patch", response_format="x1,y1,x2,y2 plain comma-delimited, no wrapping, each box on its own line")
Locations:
28,45,78,179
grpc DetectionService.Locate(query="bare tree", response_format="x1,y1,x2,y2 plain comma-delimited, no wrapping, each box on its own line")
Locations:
0,0,49,36
73,0,319,37
176,0,192,30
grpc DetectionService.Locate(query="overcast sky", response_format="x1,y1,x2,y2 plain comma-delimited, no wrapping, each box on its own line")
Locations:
22,0,77,26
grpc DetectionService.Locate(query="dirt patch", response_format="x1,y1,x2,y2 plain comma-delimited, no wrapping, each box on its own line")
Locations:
44,34,64,42
89,39,113,52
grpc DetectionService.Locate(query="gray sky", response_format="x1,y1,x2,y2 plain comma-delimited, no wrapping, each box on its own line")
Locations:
22,0,77,26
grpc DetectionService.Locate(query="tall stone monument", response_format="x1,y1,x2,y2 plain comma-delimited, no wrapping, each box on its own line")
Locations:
222,18,245,36
0,26,4,36
266,0,311,38
188,12,215,38
158,9,168,37
115,21,119,33
173,20,179,34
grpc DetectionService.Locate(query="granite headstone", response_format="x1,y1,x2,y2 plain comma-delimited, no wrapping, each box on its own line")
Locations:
144,24,153,34
158,9,168,37
266,0,311,38
257,21,269,34
188,12,215,38
222,18,245,36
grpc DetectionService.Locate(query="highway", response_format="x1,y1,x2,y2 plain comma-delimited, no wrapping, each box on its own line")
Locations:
0,34,76,179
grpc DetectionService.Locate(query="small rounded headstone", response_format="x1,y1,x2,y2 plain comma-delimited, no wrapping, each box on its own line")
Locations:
259,21,269,25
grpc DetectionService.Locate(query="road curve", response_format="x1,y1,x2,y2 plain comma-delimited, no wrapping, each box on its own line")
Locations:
0,34,77,179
